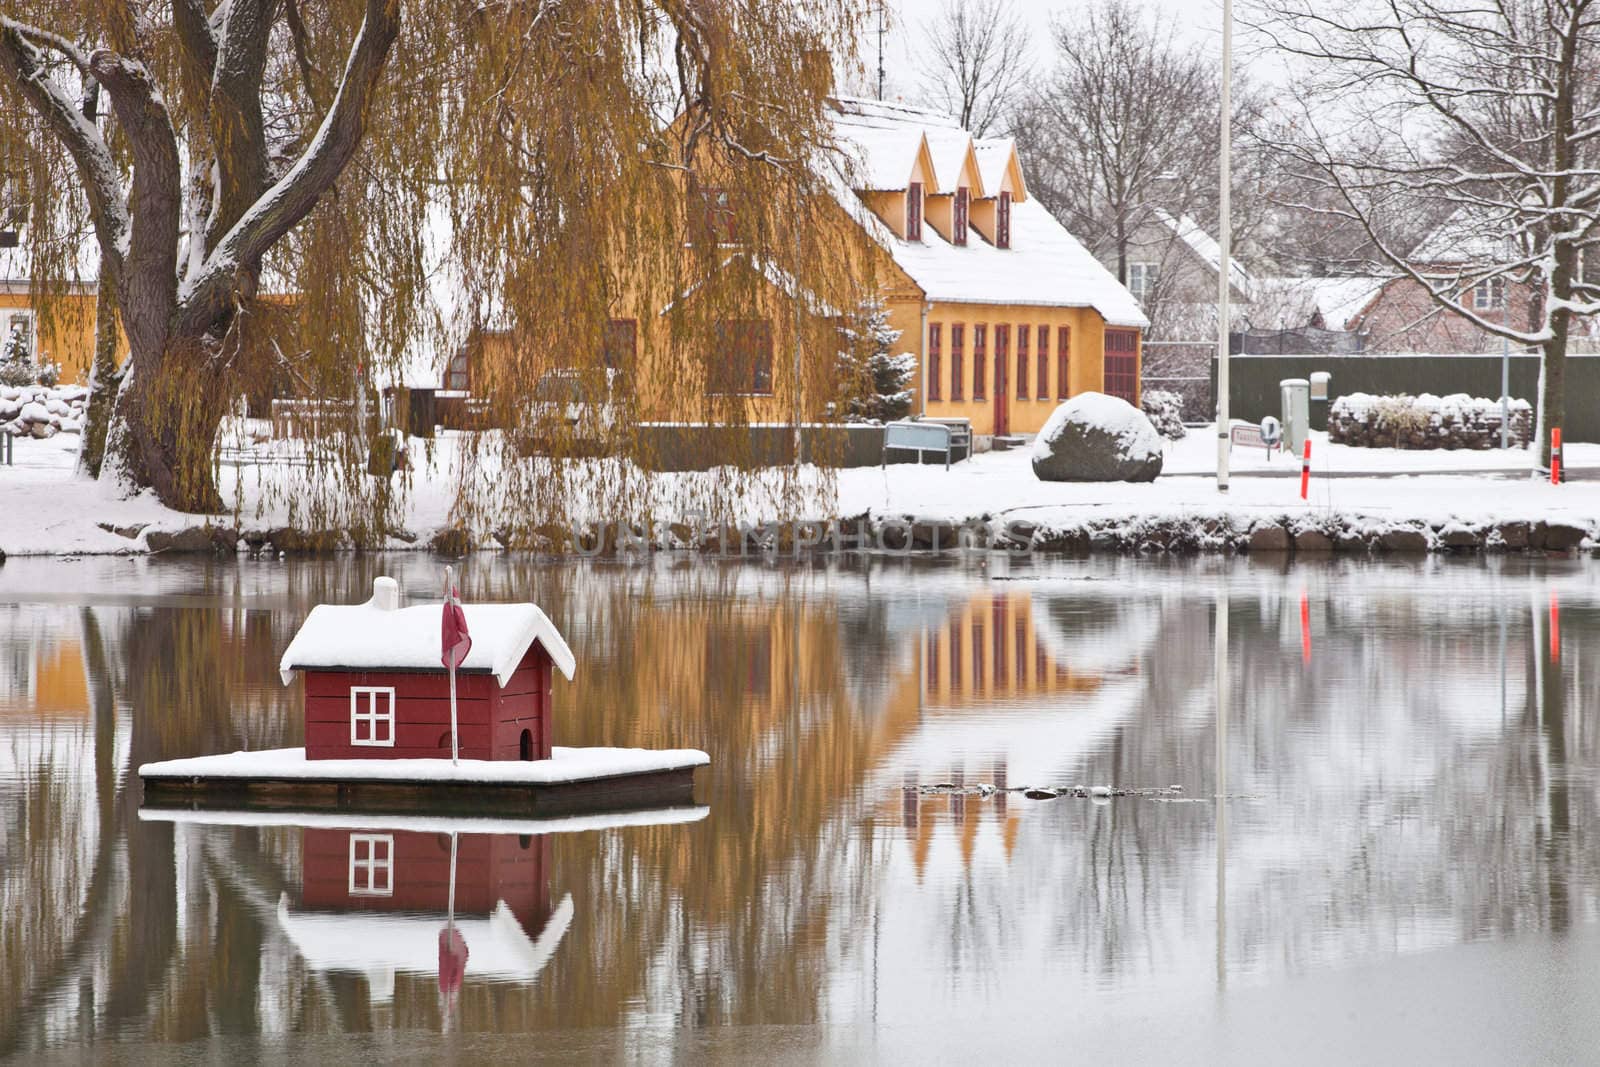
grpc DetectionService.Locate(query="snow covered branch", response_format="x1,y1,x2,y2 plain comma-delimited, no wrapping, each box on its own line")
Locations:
176,0,401,339
0,23,129,288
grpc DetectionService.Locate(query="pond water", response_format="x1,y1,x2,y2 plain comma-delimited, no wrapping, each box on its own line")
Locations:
2,552,1599,1063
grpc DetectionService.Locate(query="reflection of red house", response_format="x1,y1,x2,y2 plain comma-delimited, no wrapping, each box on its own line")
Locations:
282,828,574,988
277,576,577,761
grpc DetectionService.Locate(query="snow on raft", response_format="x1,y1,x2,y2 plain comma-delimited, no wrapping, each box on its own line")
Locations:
1032,391,1164,483
139,745,709,785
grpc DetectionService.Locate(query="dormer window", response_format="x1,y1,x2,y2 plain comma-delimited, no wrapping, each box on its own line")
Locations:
692,184,736,244
996,191,1012,250
954,188,969,247
907,182,923,241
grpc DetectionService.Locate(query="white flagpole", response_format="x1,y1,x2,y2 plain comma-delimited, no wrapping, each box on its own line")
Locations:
445,565,459,765
1217,0,1233,493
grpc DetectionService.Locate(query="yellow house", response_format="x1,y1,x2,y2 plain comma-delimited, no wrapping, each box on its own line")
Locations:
430,98,1149,443
0,236,112,385
827,98,1148,438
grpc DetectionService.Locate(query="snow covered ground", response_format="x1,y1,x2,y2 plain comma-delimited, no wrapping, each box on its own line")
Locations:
1,424,1597,556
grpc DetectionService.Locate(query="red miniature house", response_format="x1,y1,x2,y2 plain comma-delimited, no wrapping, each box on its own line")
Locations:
278,576,577,761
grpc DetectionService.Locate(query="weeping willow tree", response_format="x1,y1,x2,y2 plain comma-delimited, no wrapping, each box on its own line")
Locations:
0,0,876,535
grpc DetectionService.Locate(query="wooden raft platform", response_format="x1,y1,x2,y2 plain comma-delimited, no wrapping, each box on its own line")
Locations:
139,745,708,817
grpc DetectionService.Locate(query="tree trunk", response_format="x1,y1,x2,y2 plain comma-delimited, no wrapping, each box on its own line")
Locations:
1537,330,1565,471
77,275,122,479
114,340,229,513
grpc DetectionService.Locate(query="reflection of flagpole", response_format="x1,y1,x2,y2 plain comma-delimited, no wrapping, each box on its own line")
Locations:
445,565,459,766
448,829,458,928
1215,582,1229,989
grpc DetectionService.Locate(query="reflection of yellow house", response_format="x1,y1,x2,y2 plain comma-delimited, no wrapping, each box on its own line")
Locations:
1,634,89,718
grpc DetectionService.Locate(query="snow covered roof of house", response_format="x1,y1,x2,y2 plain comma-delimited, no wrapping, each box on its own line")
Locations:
833,120,932,191
922,127,984,196
825,101,1146,327
1252,275,1390,332
972,138,1024,200
1153,209,1254,299
1410,205,1518,266
0,232,102,288
277,576,576,686
278,894,574,984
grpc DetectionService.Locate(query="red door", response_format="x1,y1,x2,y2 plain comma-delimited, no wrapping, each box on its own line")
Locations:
994,325,1010,436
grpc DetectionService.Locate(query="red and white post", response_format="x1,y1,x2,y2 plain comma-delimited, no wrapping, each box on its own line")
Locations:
1299,439,1312,500
1551,428,1563,485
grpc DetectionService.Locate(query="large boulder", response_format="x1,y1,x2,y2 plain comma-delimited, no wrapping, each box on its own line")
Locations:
1031,392,1164,483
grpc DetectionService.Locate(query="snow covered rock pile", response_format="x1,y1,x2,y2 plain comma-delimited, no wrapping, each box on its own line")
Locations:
1032,392,1164,482
0,384,87,438
1140,389,1187,440
1329,392,1532,449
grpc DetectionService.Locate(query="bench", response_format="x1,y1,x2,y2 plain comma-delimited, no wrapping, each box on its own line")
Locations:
920,417,972,461
883,420,963,470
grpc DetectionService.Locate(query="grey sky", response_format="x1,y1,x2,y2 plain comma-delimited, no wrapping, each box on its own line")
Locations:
846,0,1240,107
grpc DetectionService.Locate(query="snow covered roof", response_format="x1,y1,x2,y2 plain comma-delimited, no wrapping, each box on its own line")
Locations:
922,127,983,196
278,894,574,983
825,103,1146,327
1252,275,1389,332
833,120,931,191
1410,205,1517,266
0,232,102,288
972,138,1024,200
1153,209,1254,299
277,576,576,686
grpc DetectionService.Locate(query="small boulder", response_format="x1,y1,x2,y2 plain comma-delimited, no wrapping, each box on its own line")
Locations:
1031,392,1163,483
1543,522,1587,553
1496,521,1530,550
1293,528,1334,553
1378,527,1430,553
1439,524,1481,551
146,526,221,553
430,526,472,556
1249,523,1291,553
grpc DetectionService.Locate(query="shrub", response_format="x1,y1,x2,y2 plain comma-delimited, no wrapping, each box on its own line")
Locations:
1141,389,1186,440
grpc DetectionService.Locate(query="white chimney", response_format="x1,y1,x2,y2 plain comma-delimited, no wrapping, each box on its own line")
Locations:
371,576,401,611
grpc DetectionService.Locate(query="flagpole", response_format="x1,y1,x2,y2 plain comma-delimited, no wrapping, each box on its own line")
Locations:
445,565,459,765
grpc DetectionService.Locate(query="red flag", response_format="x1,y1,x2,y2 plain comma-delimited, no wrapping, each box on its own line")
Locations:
438,927,469,994
442,583,472,670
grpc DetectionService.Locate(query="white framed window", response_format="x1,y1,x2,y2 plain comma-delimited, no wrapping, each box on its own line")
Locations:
1472,277,1505,310
1128,262,1159,304
4,310,34,360
348,833,394,896
349,685,396,747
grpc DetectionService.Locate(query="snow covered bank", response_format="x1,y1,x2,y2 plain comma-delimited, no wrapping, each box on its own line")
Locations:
2,423,1599,558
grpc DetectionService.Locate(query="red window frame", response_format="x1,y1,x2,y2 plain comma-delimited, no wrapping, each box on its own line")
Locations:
1104,328,1139,403
997,191,1012,249
995,325,1009,402
1036,325,1050,400
954,187,969,246
603,318,636,370
1016,324,1029,400
694,184,735,243
708,319,774,395
950,324,965,401
928,323,943,401
907,182,923,241
1056,325,1070,399
973,324,987,400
